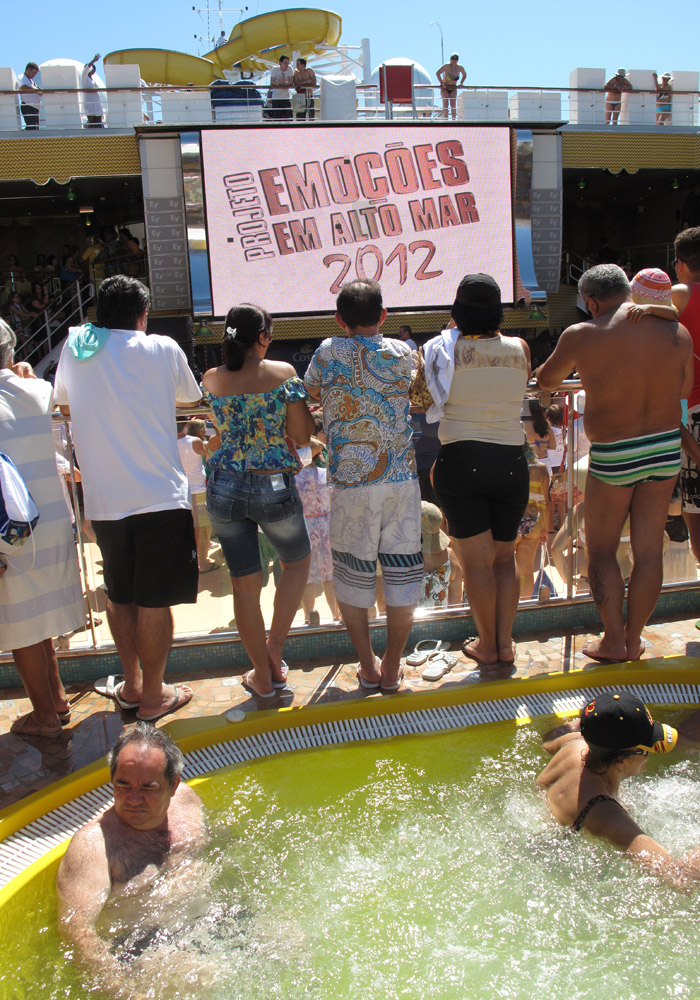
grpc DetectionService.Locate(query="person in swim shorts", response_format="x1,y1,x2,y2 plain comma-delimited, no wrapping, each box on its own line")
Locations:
57,724,207,995
653,72,673,125
535,264,692,663
604,68,632,124
536,692,700,885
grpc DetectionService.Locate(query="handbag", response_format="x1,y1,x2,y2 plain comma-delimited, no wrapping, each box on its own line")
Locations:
532,544,557,601
0,452,39,555
408,347,434,409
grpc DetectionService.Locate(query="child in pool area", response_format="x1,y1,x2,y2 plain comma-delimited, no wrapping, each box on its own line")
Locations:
627,267,678,322
295,410,338,624
627,267,700,495
417,501,462,609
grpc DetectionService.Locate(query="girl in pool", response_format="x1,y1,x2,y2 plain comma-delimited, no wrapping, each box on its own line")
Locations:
203,304,314,698
535,691,700,885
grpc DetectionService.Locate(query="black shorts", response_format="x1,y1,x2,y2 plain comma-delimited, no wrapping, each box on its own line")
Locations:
92,509,198,608
433,440,529,541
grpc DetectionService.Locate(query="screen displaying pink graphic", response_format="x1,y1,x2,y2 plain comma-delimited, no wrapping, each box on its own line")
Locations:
201,125,514,316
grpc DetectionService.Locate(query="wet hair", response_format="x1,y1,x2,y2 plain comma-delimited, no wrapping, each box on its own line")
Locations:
528,397,550,437
674,227,700,273
0,319,16,369
108,721,185,788
578,264,630,303
336,279,383,329
546,403,564,427
222,303,271,371
583,747,637,774
96,274,150,330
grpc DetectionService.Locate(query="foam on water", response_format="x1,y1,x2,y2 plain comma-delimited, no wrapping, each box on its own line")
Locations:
3,717,700,999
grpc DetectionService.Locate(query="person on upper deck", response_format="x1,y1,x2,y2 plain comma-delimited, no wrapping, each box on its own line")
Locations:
293,57,316,120
436,54,466,119
535,264,692,664
604,68,632,124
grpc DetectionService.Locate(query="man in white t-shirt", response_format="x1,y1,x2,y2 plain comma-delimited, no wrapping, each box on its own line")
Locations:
269,54,294,120
18,62,42,129
54,275,202,722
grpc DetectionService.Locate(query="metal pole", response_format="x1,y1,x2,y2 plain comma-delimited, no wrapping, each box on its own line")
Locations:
429,21,444,67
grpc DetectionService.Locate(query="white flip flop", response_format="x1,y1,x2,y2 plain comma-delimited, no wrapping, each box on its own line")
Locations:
421,650,457,682
405,639,446,667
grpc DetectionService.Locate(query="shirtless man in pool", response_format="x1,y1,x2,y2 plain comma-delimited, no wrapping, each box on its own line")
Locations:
537,692,700,884
57,724,206,995
535,264,693,663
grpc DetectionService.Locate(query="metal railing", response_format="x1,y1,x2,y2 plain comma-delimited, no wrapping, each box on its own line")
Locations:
17,279,93,372
29,385,698,655
1,84,697,132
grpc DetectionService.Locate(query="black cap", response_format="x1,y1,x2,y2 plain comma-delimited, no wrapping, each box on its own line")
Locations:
580,691,678,755
454,274,502,311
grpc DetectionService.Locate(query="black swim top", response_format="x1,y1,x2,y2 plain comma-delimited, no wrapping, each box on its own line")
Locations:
571,794,620,832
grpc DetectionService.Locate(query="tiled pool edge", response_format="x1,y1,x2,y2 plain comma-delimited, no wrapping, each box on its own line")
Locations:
1,586,698,688
1,674,699,894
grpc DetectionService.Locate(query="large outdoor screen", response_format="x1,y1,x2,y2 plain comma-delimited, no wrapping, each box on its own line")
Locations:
200,124,514,317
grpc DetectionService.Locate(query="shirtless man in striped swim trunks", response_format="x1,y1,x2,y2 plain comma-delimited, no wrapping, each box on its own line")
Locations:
536,264,692,663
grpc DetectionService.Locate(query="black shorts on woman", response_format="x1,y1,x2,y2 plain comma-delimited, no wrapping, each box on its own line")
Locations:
433,440,529,541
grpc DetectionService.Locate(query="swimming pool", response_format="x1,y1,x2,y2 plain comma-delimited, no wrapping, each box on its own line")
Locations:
2,664,700,999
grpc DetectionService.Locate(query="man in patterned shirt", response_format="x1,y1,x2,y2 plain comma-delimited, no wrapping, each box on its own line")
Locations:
305,280,422,692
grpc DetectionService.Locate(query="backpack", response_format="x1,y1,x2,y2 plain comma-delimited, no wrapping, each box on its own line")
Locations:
0,452,39,556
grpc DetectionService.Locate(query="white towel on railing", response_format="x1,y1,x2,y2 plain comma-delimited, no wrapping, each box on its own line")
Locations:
424,327,461,423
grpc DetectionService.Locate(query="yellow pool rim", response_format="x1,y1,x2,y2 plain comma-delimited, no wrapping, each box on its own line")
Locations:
1,656,699,910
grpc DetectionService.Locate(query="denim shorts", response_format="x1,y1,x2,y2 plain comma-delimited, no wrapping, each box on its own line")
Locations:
206,468,310,577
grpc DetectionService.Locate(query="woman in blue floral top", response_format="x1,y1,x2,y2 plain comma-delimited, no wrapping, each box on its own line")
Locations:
203,303,314,697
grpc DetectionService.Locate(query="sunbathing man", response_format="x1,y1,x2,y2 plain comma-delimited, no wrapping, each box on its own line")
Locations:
536,264,692,663
57,724,206,995
537,692,700,884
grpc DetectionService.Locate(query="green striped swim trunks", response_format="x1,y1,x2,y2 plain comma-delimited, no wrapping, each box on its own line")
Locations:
588,429,682,487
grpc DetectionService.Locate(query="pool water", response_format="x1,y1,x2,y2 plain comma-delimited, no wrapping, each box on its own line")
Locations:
2,716,700,1000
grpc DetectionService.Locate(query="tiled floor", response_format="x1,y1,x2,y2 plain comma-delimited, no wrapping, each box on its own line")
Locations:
1,612,699,811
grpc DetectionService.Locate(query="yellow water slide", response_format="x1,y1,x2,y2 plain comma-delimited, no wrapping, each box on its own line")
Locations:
104,8,342,87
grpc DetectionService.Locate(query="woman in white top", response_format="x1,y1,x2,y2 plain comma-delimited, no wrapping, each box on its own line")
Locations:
429,274,530,668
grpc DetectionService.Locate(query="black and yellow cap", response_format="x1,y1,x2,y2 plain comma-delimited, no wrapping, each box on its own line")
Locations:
580,691,678,755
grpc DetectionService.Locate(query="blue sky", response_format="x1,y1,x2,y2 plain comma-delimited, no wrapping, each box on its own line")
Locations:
3,0,695,89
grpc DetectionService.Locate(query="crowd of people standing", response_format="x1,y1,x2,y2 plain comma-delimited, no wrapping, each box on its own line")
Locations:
3,228,700,736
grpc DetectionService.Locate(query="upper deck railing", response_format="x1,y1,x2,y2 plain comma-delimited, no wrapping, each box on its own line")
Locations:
0,82,698,133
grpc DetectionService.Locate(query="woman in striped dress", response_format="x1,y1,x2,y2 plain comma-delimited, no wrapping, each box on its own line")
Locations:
0,320,84,737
